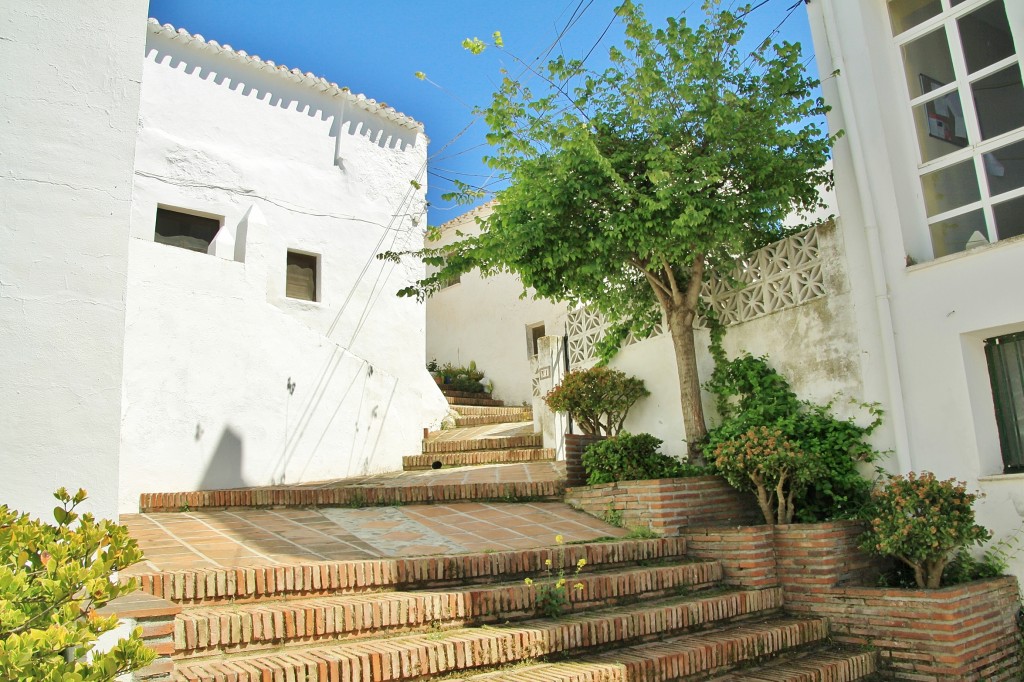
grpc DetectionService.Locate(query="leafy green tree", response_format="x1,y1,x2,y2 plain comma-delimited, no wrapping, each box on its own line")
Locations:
0,488,154,681
387,0,834,455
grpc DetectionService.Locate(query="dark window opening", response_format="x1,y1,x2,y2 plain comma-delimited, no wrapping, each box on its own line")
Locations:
529,323,546,356
154,208,221,253
985,331,1024,473
286,251,318,302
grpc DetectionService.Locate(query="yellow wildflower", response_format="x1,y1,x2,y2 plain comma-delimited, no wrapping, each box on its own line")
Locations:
555,534,564,544
577,558,587,570
524,577,533,586
574,582,584,591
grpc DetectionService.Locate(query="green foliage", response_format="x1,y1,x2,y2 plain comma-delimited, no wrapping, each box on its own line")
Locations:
711,425,822,525
544,367,649,436
859,472,991,589
436,360,488,393
706,353,882,522
525,536,585,618
0,488,155,681
583,432,708,484
383,0,835,451
601,504,624,528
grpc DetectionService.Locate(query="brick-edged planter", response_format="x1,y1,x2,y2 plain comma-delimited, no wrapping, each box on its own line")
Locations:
563,432,604,487
786,576,1022,681
566,475,762,534
772,519,883,593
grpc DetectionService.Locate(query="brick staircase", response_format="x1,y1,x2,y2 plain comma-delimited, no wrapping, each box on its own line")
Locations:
124,390,880,681
130,535,878,681
405,388,555,470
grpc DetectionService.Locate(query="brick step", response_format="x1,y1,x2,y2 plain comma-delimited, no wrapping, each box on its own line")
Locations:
454,412,532,427
403,448,554,470
457,642,876,682
133,538,690,605
446,395,506,407
710,646,878,681
172,589,789,681
441,388,500,400
422,432,542,454
450,405,532,418
172,562,724,657
139,477,563,512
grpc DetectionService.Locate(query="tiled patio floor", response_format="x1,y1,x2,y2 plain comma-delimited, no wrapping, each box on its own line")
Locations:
122,500,624,574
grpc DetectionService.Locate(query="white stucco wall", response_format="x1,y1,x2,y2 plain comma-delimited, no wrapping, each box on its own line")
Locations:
425,202,569,405
0,3,146,520
118,25,447,511
807,0,1024,580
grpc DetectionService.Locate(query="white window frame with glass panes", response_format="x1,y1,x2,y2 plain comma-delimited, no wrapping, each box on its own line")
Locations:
888,0,1024,260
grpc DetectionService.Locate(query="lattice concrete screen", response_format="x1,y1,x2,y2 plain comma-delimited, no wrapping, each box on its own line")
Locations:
566,226,825,366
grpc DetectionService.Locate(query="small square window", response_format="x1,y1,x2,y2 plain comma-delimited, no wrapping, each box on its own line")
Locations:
286,251,318,302
154,207,221,253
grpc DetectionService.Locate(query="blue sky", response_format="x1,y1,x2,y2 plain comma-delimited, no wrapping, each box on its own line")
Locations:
147,0,819,227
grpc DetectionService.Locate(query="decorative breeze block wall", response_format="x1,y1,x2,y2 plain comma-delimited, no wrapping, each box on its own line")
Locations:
566,225,826,366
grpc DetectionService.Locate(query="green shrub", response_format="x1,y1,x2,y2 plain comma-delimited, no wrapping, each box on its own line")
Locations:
711,425,824,524
583,432,707,485
544,366,649,436
705,353,881,522
859,472,991,589
0,488,154,680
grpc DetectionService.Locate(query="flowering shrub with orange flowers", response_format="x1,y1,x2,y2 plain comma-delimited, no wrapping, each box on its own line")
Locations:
859,472,991,589
711,425,826,525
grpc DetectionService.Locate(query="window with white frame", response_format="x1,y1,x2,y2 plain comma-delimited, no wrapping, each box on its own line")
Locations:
887,0,1024,259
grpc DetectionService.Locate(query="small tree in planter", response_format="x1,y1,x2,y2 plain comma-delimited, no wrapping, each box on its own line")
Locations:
543,366,649,437
711,425,825,524
859,471,991,589
705,352,882,521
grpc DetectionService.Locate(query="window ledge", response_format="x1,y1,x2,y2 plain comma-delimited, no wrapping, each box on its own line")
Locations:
978,472,1024,483
906,232,1024,272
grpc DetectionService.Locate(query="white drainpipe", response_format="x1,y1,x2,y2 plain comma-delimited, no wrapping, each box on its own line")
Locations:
818,0,914,472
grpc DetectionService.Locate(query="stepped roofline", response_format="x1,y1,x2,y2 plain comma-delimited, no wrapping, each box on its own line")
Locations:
147,18,424,132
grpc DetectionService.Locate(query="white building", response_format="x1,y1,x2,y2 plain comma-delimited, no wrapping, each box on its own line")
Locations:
1,11,447,517
805,0,1024,576
1,1,148,521
425,202,569,406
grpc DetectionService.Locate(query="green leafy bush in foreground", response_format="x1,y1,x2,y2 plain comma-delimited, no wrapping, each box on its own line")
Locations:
0,488,154,681
583,432,708,485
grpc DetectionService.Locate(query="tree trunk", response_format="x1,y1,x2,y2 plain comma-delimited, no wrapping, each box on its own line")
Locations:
664,302,708,462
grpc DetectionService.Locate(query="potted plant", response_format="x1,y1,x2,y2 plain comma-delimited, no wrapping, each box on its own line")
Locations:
544,366,648,485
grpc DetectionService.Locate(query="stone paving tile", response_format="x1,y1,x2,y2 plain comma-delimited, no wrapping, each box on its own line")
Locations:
123,501,625,574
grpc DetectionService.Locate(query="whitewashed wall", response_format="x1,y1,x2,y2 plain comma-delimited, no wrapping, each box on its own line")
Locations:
0,3,146,520
807,0,1024,581
119,24,447,511
425,202,569,405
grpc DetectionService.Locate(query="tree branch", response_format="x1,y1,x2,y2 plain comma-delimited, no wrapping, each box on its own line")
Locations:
660,256,680,301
